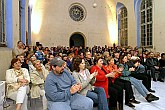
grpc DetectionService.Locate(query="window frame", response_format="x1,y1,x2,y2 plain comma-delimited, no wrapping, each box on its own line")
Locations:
119,7,128,46
0,0,6,47
140,0,153,48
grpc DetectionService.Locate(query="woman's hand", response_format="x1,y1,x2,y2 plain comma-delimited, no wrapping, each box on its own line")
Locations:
129,67,135,71
18,78,28,84
106,72,115,78
90,70,98,79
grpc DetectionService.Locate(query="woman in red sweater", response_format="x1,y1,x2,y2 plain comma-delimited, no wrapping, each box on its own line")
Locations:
90,55,119,110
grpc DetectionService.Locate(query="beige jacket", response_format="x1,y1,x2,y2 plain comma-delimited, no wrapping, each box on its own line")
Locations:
6,68,30,97
30,68,49,98
72,69,96,96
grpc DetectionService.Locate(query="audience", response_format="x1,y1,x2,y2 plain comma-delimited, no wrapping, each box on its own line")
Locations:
8,41,165,110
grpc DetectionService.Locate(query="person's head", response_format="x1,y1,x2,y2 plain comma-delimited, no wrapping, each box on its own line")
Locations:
132,59,141,67
62,54,68,61
48,53,54,62
33,60,42,71
149,52,154,58
161,53,165,60
17,41,23,48
127,53,132,60
113,51,120,59
30,54,37,63
50,57,65,75
85,51,92,59
106,56,115,65
94,55,103,68
11,58,21,70
119,54,128,64
73,56,85,72
118,64,124,71
16,54,25,63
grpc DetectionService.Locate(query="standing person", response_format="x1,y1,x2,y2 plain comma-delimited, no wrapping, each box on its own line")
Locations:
6,58,30,110
72,56,109,110
30,60,48,110
44,57,93,110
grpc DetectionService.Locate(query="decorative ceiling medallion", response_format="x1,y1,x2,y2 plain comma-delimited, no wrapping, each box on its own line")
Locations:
69,3,86,22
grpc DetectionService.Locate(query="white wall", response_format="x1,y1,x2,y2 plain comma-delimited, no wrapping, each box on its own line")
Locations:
31,0,117,47
0,48,12,80
153,0,165,52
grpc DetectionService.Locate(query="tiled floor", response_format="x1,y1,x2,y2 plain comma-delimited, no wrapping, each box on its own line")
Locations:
2,81,165,110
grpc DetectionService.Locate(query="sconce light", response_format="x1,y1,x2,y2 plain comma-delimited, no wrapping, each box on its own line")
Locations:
93,0,97,8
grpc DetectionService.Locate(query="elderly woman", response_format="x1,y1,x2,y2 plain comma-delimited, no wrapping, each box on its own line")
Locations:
30,60,48,110
28,54,45,73
6,58,30,110
72,56,108,110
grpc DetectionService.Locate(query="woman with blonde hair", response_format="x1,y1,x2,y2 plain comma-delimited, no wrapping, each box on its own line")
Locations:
30,60,49,110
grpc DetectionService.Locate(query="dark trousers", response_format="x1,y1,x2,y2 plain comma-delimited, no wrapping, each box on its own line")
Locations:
114,78,134,104
158,67,165,80
130,73,151,90
148,67,157,79
108,79,123,109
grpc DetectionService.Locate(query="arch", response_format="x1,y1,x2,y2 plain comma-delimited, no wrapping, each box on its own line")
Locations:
69,32,86,48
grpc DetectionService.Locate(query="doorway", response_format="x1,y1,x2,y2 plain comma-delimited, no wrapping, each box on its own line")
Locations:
70,33,85,48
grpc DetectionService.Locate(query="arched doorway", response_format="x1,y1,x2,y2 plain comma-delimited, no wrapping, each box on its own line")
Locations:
70,33,85,48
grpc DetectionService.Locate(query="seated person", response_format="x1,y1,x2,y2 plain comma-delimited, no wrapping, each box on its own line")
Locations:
146,52,159,81
44,53,54,71
28,54,45,73
158,53,165,82
16,54,29,71
72,56,109,110
105,56,140,108
30,60,48,110
44,57,93,110
119,55,159,102
6,58,30,110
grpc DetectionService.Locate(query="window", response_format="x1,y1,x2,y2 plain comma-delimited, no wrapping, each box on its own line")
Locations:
119,7,128,46
141,0,153,47
0,0,6,47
